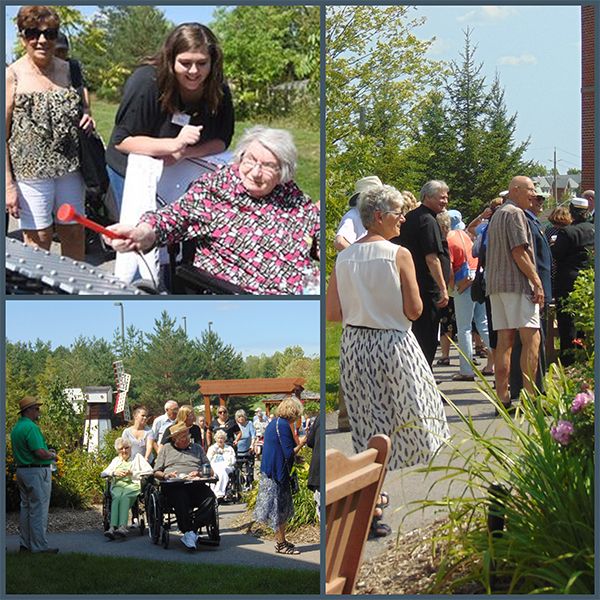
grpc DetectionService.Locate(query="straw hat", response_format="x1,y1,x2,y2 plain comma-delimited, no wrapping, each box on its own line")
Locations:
19,396,42,413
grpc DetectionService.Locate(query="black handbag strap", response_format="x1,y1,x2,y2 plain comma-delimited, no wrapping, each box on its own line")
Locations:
275,418,294,479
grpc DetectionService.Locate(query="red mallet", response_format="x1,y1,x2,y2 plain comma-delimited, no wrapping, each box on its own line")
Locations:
57,204,126,240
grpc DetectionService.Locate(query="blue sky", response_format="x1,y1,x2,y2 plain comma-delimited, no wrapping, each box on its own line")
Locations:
409,5,582,171
5,299,320,357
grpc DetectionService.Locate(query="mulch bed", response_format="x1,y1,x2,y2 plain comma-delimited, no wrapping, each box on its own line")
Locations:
6,505,104,535
355,519,483,595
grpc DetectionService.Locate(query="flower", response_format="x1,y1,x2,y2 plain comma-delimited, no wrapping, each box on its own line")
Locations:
571,392,593,414
551,420,574,446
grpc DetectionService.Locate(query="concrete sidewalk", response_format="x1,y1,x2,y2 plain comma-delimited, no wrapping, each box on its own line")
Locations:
326,346,511,561
5,501,319,571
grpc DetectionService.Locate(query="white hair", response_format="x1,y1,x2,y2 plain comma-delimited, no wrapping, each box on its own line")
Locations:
233,126,297,183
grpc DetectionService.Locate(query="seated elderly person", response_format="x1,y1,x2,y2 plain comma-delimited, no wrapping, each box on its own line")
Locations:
104,126,320,295
206,430,236,500
101,437,153,540
153,421,215,550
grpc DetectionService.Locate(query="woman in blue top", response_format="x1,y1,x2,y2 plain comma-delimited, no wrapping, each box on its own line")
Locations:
234,410,256,455
254,397,306,555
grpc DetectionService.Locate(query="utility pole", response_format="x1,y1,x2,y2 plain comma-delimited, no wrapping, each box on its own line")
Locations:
553,147,558,202
182,316,187,336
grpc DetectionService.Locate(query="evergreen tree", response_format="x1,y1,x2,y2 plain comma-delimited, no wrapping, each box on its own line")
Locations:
193,328,246,381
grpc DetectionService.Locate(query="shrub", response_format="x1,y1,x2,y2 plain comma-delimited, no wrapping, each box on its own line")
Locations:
405,363,594,594
51,448,105,508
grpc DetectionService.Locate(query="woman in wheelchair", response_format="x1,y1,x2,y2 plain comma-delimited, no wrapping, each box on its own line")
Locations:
153,421,216,550
104,126,320,295
101,437,153,540
206,430,236,500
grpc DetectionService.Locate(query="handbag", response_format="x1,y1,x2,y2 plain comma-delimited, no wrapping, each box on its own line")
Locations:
69,61,109,193
470,263,486,303
276,418,300,495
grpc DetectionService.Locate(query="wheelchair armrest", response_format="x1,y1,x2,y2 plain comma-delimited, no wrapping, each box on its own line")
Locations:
174,265,251,295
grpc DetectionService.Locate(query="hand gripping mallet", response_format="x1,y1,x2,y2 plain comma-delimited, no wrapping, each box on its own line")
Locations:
57,204,126,240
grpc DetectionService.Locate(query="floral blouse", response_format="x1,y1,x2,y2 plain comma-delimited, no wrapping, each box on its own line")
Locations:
139,164,320,295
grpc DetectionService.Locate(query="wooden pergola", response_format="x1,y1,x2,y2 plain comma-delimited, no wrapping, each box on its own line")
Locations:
197,377,305,424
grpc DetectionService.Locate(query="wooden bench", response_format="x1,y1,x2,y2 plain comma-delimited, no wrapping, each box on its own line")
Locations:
326,434,391,595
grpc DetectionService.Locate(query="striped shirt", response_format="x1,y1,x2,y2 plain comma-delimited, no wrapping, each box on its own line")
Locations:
486,200,535,295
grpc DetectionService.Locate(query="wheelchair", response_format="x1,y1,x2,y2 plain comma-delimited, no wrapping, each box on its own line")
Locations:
101,474,148,536
144,476,220,549
225,451,256,503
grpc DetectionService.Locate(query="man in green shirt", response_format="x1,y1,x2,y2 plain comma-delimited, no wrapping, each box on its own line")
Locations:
10,396,58,553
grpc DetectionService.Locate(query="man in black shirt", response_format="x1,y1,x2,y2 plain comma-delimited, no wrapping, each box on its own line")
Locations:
393,180,450,367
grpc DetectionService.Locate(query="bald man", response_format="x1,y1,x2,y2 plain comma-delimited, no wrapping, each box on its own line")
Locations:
485,176,544,413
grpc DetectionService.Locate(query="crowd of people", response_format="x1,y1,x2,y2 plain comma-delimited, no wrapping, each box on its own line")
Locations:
6,5,320,294
328,174,594,535
11,394,317,556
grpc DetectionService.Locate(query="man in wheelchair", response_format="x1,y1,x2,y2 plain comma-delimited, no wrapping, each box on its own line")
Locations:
153,421,216,550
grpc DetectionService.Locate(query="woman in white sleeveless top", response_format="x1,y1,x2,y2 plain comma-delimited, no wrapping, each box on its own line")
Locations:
326,185,449,470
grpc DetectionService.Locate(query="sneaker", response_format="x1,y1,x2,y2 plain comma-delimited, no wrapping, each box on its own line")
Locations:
104,527,116,540
36,547,59,554
115,526,128,537
180,531,197,550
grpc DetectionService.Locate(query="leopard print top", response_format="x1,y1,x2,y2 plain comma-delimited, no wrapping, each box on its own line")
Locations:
8,88,80,180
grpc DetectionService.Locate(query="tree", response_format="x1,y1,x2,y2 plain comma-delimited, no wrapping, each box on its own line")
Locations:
73,6,172,99
131,312,199,414
325,5,443,274
193,328,246,381
212,5,319,119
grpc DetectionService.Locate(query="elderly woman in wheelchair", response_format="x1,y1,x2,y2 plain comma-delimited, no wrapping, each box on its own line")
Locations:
152,421,218,550
101,437,153,540
105,126,320,295
206,429,236,501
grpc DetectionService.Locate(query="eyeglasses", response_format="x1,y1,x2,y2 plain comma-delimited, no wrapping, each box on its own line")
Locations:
21,27,59,41
218,410,227,414
241,155,280,176
385,210,404,217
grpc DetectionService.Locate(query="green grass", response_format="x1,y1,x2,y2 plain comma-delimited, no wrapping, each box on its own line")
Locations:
326,321,342,412
6,552,319,594
91,97,320,200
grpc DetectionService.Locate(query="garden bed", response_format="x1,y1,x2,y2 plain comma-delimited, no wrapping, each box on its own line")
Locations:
6,505,104,535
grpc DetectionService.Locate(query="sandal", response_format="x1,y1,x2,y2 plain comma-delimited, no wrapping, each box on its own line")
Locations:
481,368,495,376
376,491,390,510
370,519,392,538
275,541,300,555
452,373,475,382
436,357,450,366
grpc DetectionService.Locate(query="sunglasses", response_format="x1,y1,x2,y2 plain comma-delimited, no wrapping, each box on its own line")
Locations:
21,27,59,41
218,410,227,414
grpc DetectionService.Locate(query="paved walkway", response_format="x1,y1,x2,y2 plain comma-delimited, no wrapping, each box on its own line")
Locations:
326,346,511,561
5,501,319,571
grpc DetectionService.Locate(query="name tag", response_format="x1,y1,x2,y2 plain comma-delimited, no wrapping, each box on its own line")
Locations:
171,112,191,127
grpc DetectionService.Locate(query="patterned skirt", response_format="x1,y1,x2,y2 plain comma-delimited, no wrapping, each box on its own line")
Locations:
254,474,294,531
340,326,450,471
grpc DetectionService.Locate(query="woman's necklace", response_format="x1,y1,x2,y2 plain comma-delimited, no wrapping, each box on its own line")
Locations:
27,55,54,78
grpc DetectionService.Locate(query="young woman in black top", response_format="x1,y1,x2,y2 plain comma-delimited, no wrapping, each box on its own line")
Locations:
106,22,234,211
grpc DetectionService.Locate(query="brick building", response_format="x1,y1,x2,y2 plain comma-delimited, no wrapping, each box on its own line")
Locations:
581,5,595,191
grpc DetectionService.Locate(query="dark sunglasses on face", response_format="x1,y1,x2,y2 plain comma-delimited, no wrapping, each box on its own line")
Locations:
21,27,59,41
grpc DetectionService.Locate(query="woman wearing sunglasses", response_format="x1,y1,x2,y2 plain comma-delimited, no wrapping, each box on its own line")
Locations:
105,22,234,214
6,6,94,260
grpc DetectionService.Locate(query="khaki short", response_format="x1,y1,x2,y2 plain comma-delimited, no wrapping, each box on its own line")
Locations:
489,292,540,330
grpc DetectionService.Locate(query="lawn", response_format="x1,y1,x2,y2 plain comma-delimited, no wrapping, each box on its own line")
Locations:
326,321,342,412
6,552,319,595
92,96,320,200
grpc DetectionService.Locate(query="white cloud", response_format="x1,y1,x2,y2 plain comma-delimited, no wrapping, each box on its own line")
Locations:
458,5,518,23
427,36,453,57
497,54,538,66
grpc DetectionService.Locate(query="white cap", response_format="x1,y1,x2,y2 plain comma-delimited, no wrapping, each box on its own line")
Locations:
499,190,509,198
570,197,589,208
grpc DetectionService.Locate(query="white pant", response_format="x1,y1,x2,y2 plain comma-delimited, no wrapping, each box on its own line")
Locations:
17,171,85,230
210,462,234,498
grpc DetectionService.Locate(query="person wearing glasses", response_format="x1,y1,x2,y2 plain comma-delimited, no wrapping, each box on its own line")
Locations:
10,396,59,553
105,22,234,213
326,185,449,473
210,406,241,446
104,126,320,295
6,6,94,261
121,406,155,463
